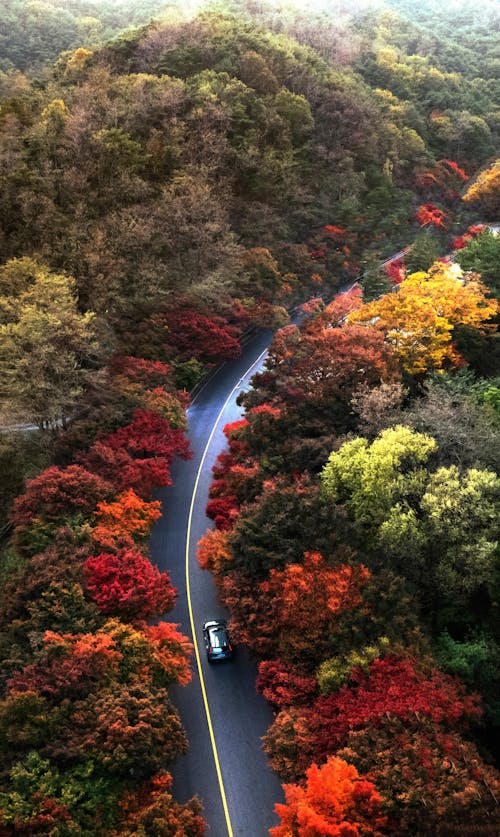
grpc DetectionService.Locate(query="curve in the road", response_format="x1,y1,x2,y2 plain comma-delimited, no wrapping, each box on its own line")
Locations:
184,347,269,837
150,326,284,837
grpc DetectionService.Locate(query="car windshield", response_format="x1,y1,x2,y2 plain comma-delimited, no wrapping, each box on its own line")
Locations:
210,628,228,647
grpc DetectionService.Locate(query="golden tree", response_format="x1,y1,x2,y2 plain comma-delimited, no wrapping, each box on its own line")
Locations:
348,262,498,375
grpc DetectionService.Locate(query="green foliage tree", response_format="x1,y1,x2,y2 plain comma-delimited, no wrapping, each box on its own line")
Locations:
455,229,500,299
321,427,500,612
359,256,393,301
405,232,441,273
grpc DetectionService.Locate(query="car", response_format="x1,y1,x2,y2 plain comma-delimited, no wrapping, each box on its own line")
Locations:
202,619,234,662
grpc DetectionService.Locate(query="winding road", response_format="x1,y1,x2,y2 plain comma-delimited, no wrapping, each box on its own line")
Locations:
149,326,285,836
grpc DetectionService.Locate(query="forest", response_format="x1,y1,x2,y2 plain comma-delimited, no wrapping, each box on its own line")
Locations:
0,0,499,833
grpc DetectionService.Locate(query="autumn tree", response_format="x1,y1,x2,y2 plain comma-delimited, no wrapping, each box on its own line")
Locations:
6,630,121,701
462,160,500,218
270,756,387,837
102,409,191,462
79,441,173,498
11,464,114,555
146,306,241,364
348,262,498,375
309,657,481,760
47,681,188,777
339,717,500,836
85,548,176,621
111,770,204,837
260,553,370,665
91,489,161,549
12,464,113,528
107,355,175,391
0,258,99,427
416,203,449,229
96,619,192,689
258,319,400,430
256,659,318,710
224,552,368,667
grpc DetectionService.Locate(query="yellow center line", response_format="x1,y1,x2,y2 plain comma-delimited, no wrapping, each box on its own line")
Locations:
185,349,268,837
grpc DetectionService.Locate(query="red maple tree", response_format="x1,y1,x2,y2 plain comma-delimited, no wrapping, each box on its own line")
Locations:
85,547,176,620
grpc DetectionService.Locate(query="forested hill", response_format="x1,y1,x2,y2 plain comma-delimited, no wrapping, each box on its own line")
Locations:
0,0,197,73
0,1,498,331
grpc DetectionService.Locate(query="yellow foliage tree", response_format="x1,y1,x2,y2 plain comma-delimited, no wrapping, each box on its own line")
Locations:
348,262,498,375
462,160,500,218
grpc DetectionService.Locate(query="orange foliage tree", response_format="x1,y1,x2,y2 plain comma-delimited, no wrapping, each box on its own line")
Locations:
197,527,233,575
225,552,370,665
415,203,449,228
348,262,498,375
270,756,387,837
91,489,161,549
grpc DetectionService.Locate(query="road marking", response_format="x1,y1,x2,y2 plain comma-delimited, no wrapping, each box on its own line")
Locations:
185,348,268,837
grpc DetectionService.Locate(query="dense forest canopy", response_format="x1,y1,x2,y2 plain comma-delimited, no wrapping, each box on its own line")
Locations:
0,0,499,834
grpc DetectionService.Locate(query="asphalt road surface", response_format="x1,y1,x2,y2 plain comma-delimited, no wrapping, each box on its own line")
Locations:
149,327,285,837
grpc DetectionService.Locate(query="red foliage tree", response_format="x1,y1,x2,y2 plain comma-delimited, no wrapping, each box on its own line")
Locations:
309,657,482,759
222,554,369,665
112,770,205,837
259,553,370,662
85,548,176,620
143,623,192,688
149,308,241,363
256,659,318,710
80,441,172,498
197,527,233,576
103,410,191,462
271,756,387,837
207,418,262,512
11,465,113,528
205,495,240,530
451,223,488,251
384,258,406,285
107,355,173,389
266,323,400,420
